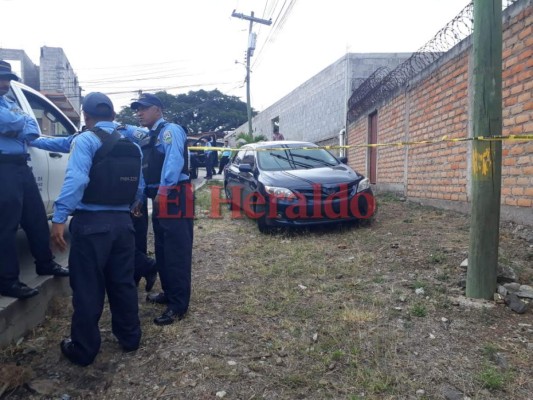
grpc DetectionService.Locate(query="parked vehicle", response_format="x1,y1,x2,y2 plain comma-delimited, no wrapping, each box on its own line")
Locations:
188,136,224,179
223,141,375,232
7,81,78,214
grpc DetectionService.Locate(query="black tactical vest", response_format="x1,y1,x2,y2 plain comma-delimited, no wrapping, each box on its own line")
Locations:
140,122,189,186
82,127,141,205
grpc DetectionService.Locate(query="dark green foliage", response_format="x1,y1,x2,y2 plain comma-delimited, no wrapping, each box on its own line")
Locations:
115,89,255,135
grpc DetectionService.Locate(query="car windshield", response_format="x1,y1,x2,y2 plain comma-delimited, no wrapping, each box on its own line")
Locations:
257,146,339,171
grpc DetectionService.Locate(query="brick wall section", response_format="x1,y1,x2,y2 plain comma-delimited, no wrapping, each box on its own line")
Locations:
347,0,532,219
347,118,368,173
502,3,533,208
376,96,408,186
407,55,470,202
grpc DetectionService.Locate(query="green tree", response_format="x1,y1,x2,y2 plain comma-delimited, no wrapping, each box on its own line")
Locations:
234,132,267,147
115,89,255,135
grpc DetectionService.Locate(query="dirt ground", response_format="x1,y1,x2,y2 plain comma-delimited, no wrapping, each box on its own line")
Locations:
0,182,532,400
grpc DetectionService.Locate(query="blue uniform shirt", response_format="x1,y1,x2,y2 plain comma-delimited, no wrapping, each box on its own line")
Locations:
30,123,148,153
52,121,144,224
30,134,75,152
127,117,188,195
0,95,40,154
221,146,232,157
204,141,212,156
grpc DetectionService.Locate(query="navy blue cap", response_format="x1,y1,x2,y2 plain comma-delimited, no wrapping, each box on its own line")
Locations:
130,93,163,110
0,60,20,81
82,92,114,117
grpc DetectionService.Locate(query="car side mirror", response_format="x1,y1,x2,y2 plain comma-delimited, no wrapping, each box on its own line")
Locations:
239,163,253,173
339,156,348,164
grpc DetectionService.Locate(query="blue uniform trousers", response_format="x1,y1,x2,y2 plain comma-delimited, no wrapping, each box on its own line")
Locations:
68,211,141,365
132,200,154,282
152,183,194,315
0,157,55,290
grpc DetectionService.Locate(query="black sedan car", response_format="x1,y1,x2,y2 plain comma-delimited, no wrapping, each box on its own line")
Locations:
223,141,375,232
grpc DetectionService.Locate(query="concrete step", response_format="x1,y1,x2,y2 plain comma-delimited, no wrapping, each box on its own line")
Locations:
0,225,71,348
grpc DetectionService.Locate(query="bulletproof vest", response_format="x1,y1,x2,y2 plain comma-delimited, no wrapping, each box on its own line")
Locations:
140,122,189,185
82,127,141,205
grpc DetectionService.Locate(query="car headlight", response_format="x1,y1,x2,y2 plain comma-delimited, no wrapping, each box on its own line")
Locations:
357,177,371,193
264,185,296,200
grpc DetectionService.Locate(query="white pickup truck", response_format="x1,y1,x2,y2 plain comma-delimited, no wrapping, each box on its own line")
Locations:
7,81,78,214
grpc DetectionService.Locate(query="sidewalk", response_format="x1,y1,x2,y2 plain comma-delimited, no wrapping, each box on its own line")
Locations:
0,169,212,348
0,227,71,347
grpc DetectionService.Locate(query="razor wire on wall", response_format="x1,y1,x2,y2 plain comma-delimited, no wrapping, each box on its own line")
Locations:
347,0,519,122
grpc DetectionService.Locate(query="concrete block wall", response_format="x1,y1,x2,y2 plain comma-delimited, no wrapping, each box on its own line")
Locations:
0,48,39,89
347,0,532,224
232,53,410,144
40,46,81,111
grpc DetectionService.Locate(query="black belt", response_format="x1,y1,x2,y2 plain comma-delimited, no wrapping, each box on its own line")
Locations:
73,210,130,215
0,154,28,165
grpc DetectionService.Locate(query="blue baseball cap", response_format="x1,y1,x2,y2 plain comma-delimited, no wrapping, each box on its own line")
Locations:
130,93,163,110
82,92,114,117
0,60,20,81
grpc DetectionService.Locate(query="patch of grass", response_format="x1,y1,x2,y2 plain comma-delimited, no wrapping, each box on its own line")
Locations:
330,349,344,361
410,303,427,317
429,252,446,264
413,280,426,290
341,305,380,323
482,343,499,359
280,374,309,388
477,365,507,390
358,368,396,394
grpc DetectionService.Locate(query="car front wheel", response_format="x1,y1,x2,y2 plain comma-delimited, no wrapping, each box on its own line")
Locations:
254,204,270,233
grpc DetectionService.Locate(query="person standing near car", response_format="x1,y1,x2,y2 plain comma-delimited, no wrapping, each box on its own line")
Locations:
51,92,143,366
217,140,232,174
131,93,194,326
31,123,158,292
272,131,285,141
209,135,218,176
0,60,68,300
202,137,213,180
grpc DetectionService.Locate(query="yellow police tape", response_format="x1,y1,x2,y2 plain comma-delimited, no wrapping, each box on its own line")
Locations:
188,134,533,152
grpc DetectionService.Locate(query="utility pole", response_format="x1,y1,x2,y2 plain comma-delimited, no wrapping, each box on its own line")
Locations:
467,0,503,299
231,10,271,136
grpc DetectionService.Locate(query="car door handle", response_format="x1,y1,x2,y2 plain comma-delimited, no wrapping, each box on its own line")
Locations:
49,152,63,158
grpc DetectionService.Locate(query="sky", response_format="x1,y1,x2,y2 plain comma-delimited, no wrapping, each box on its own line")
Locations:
0,0,472,113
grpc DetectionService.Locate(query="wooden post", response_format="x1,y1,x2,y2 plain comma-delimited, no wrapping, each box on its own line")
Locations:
466,0,503,299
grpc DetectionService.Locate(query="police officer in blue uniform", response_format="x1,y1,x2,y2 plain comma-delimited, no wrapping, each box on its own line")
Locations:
31,123,158,291
130,93,194,326
0,60,68,299
51,92,142,366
